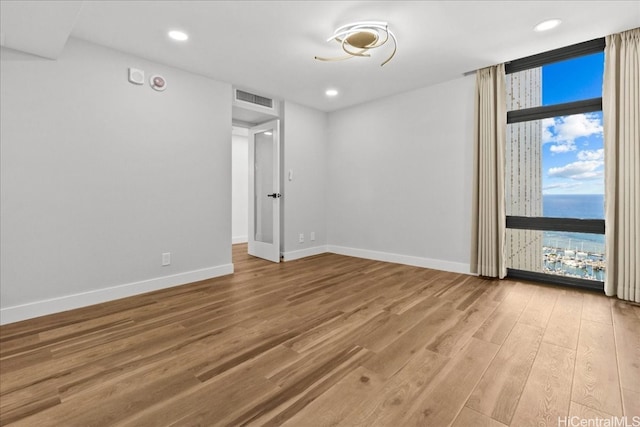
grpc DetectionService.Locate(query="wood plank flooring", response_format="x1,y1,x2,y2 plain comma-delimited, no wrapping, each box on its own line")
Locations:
1,244,638,426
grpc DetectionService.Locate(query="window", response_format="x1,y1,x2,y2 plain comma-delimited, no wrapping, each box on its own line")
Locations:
504,38,605,290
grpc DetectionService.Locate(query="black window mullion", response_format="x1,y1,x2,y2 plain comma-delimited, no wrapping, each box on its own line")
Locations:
506,216,605,234
507,269,604,291
507,98,602,124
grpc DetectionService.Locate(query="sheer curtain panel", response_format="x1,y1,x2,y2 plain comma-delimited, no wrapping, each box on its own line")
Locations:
604,28,640,302
471,64,506,278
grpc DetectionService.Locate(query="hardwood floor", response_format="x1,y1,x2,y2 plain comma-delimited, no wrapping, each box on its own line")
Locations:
1,244,638,426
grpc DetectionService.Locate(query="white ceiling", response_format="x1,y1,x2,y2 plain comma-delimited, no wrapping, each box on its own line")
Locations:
2,1,639,112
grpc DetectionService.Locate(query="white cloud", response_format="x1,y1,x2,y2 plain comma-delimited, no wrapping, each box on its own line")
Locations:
557,113,602,141
543,182,581,191
548,160,603,180
573,171,604,179
542,117,555,142
543,113,603,153
577,148,604,161
550,142,576,153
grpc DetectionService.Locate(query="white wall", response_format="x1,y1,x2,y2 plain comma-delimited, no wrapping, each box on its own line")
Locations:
1,34,477,323
282,102,328,260
231,127,248,243
326,75,476,273
0,38,233,324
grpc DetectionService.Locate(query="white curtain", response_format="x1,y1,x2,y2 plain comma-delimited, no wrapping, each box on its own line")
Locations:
471,64,506,278
604,28,640,302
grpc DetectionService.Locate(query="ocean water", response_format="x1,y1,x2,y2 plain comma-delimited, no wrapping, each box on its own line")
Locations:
542,194,605,254
543,194,604,219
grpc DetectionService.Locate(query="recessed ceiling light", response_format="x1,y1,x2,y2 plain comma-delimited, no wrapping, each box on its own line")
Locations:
534,19,561,32
168,30,189,41
325,89,339,97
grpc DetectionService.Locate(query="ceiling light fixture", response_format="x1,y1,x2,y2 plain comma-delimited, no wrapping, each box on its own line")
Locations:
315,21,397,66
325,89,339,97
168,30,189,41
534,19,561,32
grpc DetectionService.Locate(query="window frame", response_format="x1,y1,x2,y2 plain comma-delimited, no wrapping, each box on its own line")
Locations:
504,37,605,290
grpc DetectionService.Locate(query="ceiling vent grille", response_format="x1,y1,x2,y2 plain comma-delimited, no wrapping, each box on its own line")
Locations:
235,90,273,109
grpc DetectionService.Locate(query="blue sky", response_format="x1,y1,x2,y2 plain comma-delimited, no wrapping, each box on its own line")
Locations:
541,52,604,195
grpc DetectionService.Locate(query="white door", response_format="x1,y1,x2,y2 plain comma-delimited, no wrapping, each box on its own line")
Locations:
248,120,281,262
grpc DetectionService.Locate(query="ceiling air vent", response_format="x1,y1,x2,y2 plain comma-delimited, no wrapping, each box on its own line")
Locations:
235,90,273,109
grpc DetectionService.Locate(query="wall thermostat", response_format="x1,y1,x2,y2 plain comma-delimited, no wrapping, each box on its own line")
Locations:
150,75,167,91
128,68,145,85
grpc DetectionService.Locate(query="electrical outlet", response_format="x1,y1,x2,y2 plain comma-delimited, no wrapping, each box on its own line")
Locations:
310,231,316,241
162,252,171,266
299,233,304,243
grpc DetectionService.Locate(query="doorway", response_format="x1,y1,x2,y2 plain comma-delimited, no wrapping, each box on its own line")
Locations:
231,89,282,263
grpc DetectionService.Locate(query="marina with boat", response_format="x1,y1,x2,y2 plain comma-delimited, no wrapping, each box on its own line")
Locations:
543,239,605,281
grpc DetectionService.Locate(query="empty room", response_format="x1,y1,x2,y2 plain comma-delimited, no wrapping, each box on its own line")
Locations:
1,1,639,426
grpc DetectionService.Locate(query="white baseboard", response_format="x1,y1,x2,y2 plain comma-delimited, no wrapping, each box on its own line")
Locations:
282,245,329,261
326,245,471,275
232,236,248,244
0,264,234,325
0,246,470,325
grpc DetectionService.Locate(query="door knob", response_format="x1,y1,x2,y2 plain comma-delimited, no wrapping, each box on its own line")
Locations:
267,193,282,198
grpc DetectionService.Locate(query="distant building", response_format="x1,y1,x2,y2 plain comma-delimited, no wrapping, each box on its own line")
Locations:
505,68,544,273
